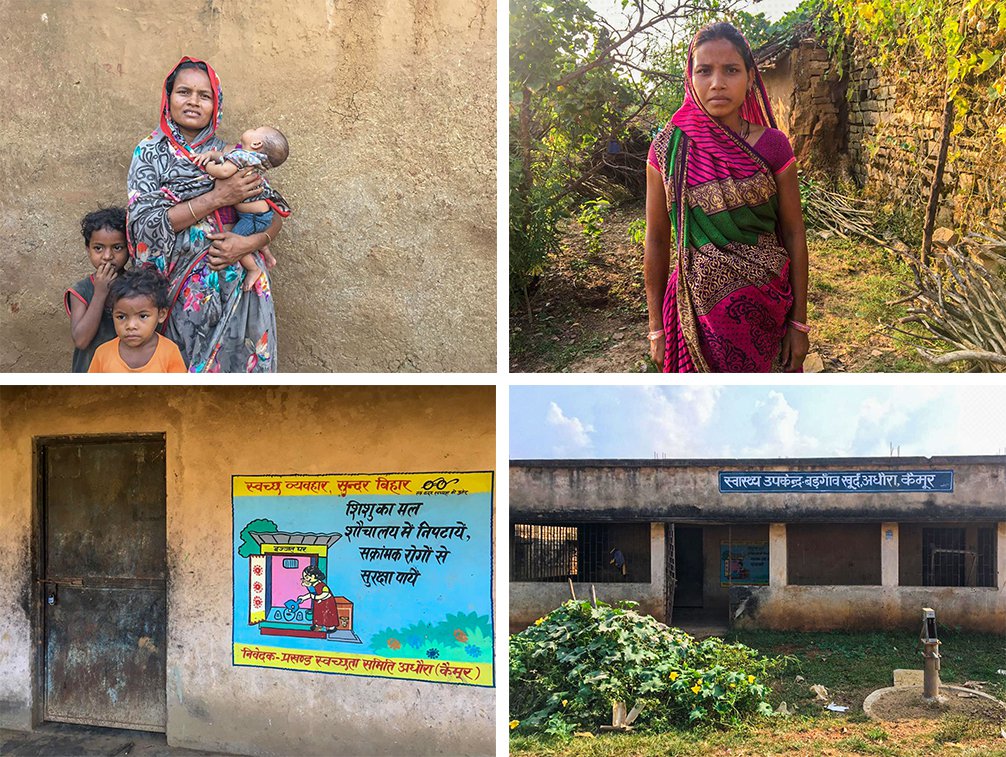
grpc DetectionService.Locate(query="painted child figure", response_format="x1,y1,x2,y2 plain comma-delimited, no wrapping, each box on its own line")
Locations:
88,267,188,373
297,565,340,633
65,208,130,372
192,126,291,291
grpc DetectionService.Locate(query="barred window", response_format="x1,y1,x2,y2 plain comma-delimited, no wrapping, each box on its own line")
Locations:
976,527,997,588
510,523,650,583
923,527,997,587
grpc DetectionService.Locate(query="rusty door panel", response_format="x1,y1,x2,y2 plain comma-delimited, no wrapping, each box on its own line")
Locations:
42,438,166,732
44,584,166,730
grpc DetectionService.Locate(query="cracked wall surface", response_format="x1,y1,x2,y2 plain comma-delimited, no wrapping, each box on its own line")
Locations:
0,0,496,372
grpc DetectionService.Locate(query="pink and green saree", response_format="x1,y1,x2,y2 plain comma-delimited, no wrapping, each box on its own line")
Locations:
650,39,795,373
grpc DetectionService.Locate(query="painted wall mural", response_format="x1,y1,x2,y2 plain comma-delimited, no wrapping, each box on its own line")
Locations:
232,472,494,687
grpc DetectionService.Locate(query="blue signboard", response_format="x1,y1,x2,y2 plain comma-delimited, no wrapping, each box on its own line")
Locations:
719,470,954,493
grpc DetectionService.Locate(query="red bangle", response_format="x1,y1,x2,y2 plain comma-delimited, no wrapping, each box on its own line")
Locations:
788,319,811,334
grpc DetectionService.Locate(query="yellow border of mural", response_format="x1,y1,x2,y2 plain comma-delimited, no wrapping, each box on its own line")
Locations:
234,643,493,685
235,472,493,498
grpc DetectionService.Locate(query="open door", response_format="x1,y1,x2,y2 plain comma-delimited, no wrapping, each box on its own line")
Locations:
39,436,167,732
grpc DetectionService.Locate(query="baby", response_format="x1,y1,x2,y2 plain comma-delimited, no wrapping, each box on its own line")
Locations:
88,267,187,373
65,207,129,372
192,126,291,291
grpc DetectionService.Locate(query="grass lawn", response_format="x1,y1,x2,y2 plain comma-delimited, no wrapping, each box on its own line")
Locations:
511,629,1006,756
510,202,956,373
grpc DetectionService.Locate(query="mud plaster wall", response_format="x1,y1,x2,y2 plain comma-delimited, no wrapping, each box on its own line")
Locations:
758,41,844,171
0,386,495,756
787,523,880,585
730,585,1005,633
510,458,1006,521
0,0,495,373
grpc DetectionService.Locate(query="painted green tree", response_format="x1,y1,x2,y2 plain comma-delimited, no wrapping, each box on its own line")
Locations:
237,518,278,558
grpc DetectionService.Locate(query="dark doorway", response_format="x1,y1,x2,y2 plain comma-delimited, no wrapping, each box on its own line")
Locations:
674,527,704,608
37,436,167,732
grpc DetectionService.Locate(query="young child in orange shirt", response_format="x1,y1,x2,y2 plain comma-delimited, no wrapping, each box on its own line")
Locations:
88,267,187,373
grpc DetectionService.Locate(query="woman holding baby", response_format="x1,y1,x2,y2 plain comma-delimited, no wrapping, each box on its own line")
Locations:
127,57,281,372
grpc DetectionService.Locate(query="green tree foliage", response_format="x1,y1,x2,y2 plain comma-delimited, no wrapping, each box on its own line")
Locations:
510,0,637,306
833,0,1006,138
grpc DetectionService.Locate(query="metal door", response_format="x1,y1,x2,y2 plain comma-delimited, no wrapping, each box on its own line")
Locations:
40,437,167,732
663,524,676,625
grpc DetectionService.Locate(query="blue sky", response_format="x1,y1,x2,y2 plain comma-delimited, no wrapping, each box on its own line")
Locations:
510,385,1006,460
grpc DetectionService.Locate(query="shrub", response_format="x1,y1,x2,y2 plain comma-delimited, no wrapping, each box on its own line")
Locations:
578,198,610,256
628,218,646,246
510,600,786,737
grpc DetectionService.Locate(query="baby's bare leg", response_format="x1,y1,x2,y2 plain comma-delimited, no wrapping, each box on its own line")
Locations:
241,254,263,291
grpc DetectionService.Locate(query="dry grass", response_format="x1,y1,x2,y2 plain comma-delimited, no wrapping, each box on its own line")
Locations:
509,201,950,373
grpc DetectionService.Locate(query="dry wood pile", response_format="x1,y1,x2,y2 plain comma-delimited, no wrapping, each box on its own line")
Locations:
895,231,1006,371
801,179,1006,371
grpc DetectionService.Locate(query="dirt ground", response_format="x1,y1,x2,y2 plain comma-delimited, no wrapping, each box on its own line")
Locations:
510,201,946,373
0,723,227,756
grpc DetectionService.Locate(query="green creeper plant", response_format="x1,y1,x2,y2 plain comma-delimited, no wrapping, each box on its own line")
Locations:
510,600,787,737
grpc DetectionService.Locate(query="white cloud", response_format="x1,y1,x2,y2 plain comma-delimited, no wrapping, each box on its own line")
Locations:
546,402,594,455
741,390,820,457
635,385,725,457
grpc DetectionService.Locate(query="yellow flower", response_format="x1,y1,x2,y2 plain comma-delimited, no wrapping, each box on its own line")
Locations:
691,684,701,694
730,683,736,688
509,720,520,730
534,617,545,626
562,699,568,707
747,675,756,684
668,671,679,681
859,4,875,22
556,85,565,92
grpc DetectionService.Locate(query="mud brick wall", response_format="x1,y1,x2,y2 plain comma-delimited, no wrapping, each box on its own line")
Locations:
0,0,496,372
845,46,1006,230
760,40,845,172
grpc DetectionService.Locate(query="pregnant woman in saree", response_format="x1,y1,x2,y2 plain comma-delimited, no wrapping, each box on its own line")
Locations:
644,23,809,373
127,57,281,372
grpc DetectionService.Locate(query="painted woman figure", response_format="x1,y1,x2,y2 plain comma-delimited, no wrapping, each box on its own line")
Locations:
644,23,810,372
127,57,280,372
297,565,340,633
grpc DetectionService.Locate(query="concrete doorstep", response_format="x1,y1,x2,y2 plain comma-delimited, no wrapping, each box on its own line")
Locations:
0,723,230,757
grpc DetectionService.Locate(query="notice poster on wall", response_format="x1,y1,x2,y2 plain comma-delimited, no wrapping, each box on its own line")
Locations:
232,472,494,687
720,542,769,585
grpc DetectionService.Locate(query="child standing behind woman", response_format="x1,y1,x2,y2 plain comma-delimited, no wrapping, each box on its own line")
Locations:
65,208,129,372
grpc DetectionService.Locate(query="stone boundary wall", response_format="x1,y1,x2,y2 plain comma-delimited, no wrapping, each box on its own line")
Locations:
845,45,1006,230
